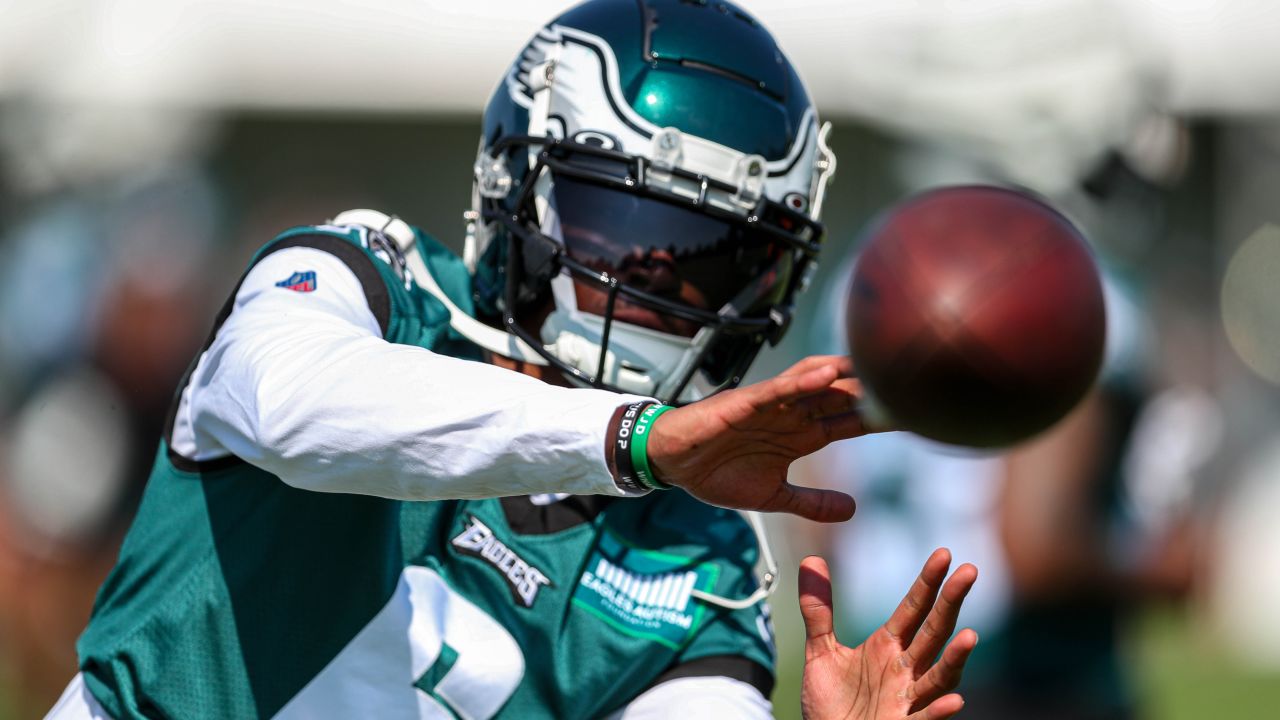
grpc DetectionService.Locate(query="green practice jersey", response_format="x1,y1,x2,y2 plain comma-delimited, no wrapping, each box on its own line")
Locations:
76,223,774,719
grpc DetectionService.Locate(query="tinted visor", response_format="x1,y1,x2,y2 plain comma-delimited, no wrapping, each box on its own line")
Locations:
548,175,794,337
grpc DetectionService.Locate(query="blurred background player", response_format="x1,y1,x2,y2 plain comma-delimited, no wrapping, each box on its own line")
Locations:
794,152,1201,719
783,3,1225,718
0,156,222,717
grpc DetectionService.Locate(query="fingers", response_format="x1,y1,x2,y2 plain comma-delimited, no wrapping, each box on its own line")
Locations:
748,355,853,412
798,556,838,656
746,364,840,412
903,563,978,673
779,355,854,379
883,548,951,642
906,693,965,720
775,483,856,523
819,410,869,445
794,377,862,420
740,358,859,436
910,629,978,709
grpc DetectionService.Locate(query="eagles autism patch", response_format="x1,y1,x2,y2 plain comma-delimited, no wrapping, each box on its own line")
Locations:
276,270,317,292
572,530,719,649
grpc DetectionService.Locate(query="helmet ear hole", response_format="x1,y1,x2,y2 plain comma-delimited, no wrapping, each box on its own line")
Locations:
517,233,561,307
512,291,556,340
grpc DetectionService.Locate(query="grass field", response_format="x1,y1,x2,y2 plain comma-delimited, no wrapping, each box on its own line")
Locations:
1132,606,1280,719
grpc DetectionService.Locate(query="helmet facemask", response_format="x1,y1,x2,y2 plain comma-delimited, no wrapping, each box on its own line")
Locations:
473,133,826,404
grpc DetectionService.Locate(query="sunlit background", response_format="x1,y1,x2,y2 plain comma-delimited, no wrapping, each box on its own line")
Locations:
2,1,1279,718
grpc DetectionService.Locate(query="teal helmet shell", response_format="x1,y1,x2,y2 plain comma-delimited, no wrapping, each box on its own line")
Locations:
465,0,835,402
484,0,814,163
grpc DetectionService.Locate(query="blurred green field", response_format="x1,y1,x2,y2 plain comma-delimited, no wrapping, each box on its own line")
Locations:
0,676,14,720
770,603,1280,720
1132,606,1280,719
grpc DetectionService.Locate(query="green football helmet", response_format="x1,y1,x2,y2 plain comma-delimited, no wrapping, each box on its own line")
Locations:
461,0,836,404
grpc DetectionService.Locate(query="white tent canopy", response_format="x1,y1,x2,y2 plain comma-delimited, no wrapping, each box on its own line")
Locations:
1,0,1277,191
2,0,1277,114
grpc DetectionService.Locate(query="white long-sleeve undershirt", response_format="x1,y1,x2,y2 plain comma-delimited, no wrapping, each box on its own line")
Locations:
49,656,774,720
169,244,649,500
605,676,773,719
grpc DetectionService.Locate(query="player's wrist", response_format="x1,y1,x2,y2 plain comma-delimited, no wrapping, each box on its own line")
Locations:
607,401,656,494
607,401,676,494
630,404,675,491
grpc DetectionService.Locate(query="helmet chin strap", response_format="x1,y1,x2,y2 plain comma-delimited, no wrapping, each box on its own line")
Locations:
691,510,780,610
330,209,549,366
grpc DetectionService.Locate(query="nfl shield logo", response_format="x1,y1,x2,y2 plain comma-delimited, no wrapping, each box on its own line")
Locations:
276,271,317,293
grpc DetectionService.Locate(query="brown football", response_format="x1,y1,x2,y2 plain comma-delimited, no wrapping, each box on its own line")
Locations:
847,186,1106,448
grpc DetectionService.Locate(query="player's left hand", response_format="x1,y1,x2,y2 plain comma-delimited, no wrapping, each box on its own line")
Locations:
647,354,867,522
799,549,979,720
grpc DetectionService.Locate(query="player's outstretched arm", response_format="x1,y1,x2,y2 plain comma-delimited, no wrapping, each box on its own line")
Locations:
648,355,869,522
799,550,979,720
189,246,653,501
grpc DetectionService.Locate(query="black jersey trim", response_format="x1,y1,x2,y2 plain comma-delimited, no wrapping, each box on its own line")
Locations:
167,444,245,474
163,231,392,472
650,654,774,698
499,494,615,535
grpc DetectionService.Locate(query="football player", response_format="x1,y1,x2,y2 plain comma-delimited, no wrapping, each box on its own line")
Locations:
48,1,977,718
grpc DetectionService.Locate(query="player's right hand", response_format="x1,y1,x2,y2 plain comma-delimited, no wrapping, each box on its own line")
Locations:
646,355,868,522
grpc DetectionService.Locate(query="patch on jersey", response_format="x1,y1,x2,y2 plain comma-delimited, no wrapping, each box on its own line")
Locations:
451,515,553,608
573,530,719,649
275,270,317,293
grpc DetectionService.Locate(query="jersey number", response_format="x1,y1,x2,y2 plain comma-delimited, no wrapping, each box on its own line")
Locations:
275,566,525,719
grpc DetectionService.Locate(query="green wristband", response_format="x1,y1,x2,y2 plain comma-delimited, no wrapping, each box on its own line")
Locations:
630,404,675,491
